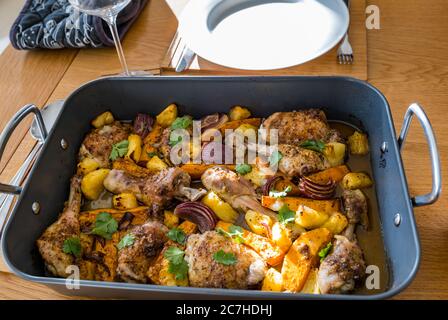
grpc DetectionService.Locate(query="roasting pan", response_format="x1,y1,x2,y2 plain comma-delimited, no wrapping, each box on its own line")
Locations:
0,76,441,299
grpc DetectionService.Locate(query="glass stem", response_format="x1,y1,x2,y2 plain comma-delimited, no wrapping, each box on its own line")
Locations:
105,15,130,76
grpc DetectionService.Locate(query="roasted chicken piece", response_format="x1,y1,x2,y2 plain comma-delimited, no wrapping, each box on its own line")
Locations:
185,231,267,289
317,235,366,294
277,144,330,176
79,121,131,168
201,166,277,219
117,221,168,283
37,175,82,277
103,167,202,212
342,189,369,236
262,109,343,145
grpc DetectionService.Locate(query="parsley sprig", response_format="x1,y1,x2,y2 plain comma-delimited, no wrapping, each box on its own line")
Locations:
91,212,118,240
171,116,193,130
269,185,292,198
109,140,129,161
235,164,252,175
217,225,245,244
167,228,187,245
213,250,237,265
300,140,326,153
269,150,283,167
62,236,82,258
318,242,333,262
117,233,135,250
164,246,189,280
278,204,296,225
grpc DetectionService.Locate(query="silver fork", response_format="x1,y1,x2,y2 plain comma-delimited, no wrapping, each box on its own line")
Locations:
337,0,353,64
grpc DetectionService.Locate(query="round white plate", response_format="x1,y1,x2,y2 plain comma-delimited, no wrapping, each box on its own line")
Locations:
179,0,349,70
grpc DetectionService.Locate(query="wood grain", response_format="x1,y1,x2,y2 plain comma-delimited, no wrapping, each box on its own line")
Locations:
0,0,448,299
160,0,368,79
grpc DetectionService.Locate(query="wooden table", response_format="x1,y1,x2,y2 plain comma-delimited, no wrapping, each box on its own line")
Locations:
0,0,447,299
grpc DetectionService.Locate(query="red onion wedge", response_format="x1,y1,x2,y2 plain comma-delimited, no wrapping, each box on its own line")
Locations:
298,175,336,200
174,202,218,233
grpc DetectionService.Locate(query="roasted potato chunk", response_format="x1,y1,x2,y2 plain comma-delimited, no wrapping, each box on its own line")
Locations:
202,191,238,223
348,131,369,155
156,104,177,127
323,142,346,167
262,268,283,292
245,209,273,237
321,212,348,235
146,155,168,172
125,134,142,162
229,106,251,121
295,205,329,229
81,168,110,200
342,172,373,190
271,222,292,252
91,111,114,128
77,158,100,175
113,193,138,210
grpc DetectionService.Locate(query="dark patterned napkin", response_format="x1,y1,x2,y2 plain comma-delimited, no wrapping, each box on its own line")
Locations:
10,0,148,50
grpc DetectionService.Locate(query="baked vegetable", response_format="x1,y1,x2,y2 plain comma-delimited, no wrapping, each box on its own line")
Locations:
261,268,283,292
295,205,329,229
245,209,273,237
112,193,139,210
348,131,369,155
300,268,320,294
164,210,179,229
341,172,373,190
112,158,150,178
156,104,178,127
125,134,142,162
219,118,262,132
77,158,100,175
229,106,251,121
322,142,346,167
146,155,168,172
91,111,114,128
271,222,292,252
81,168,111,200
202,191,239,223
307,165,350,184
261,196,341,215
281,228,332,292
321,212,348,235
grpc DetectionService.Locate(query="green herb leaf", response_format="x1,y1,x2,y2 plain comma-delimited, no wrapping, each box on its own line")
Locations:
235,164,252,175
117,233,135,250
167,228,186,245
168,132,183,147
164,246,189,280
213,250,237,266
269,185,292,198
91,212,118,240
164,246,185,265
217,225,245,244
62,236,82,258
269,150,283,167
300,140,326,153
171,116,193,130
278,204,296,225
147,151,158,158
318,242,333,262
109,140,129,161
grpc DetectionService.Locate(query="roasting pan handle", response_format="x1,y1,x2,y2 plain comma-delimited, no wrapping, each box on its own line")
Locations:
398,103,441,207
0,104,48,195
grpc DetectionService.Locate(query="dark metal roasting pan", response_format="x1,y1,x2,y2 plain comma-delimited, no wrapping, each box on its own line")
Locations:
0,76,441,299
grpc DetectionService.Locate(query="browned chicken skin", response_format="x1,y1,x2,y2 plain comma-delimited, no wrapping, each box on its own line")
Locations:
317,235,366,294
37,175,82,277
342,189,369,236
79,121,131,168
117,221,168,283
103,167,194,212
201,166,277,219
277,144,330,176
262,109,343,145
185,231,267,289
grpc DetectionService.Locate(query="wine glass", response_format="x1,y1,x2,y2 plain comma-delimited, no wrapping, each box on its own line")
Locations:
69,0,132,76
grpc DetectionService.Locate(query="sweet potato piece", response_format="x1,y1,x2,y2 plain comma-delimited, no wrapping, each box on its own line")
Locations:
216,221,284,266
112,158,150,178
307,165,350,184
218,118,261,132
79,207,150,227
139,123,164,164
180,164,235,180
261,196,341,214
281,228,332,292
262,268,283,292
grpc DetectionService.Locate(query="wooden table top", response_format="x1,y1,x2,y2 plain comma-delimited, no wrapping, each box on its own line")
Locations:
0,0,447,299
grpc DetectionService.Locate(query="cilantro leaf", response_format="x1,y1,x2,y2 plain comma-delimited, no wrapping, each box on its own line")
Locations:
269,185,292,198
318,242,333,262
167,228,186,245
91,212,118,240
278,204,296,225
269,150,283,167
213,250,237,265
235,164,252,175
168,132,183,147
147,151,158,158
109,140,129,161
164,246,189,280
117,233,135,250
171,116,193,130
62,236,82,258
217,225,245,244
300,140,326,153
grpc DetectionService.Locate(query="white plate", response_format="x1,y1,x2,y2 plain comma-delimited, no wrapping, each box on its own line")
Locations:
179,0,349,70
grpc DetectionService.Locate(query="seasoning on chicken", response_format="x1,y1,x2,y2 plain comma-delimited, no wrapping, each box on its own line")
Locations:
79,121,131,168
185,231,267,289
201,166,277,219
317,235,366,294
36,175,82,277
117,221,168,283
262,109,344,145
277,144,330,177
342,189,369,236
103,167,203,213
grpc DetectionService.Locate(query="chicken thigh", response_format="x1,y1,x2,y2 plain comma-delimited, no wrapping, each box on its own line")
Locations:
37,175,82,277
277,144,330,177
185,231,267,289
117,221,168,283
